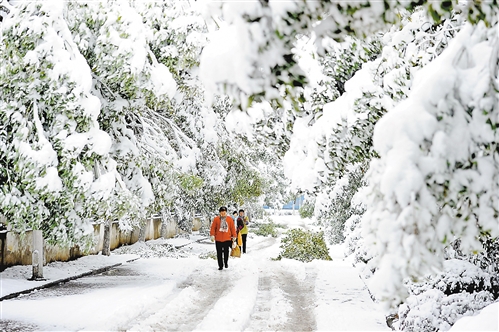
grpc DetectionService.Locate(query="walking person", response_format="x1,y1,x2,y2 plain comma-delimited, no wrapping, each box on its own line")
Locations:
210,206,236,270
238,209,250,254
236,216,244,251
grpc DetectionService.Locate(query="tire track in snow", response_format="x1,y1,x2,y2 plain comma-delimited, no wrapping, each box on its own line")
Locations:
128,267,236,331
246,262,317,331
245,268,291,332
279,267,317,331
243,223,318,332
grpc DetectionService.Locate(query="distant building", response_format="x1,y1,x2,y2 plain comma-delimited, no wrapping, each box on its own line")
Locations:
263,195,305,210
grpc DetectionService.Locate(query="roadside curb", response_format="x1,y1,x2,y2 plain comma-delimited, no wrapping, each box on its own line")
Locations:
0,256,140,302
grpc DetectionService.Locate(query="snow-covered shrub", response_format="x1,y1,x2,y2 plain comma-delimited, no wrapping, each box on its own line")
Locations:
276,229,332,263
254,223,277,238
398,257,499,331
251,220,284,238
398,289,495,332
298,200,314,219
409,260,499,298
466,237,499,287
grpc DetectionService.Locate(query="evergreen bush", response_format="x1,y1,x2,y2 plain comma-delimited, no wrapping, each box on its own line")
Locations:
276,229,332,262
398,289,495,332
251,216,286,238
398,238,499,331
252,221,280,238
298,201,314,219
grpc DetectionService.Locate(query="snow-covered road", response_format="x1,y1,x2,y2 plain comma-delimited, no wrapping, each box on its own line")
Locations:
0,215,389,331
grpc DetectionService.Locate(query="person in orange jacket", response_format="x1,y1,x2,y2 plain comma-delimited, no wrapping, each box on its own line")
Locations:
210,206,236,270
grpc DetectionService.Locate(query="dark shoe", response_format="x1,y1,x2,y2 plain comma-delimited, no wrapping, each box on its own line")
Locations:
225,263,228,268
218,267,223,270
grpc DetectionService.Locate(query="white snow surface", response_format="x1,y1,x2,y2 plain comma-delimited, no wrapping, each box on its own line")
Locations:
1,215,495,331
0,254,139,298
448,302,499,331
0,215,385,331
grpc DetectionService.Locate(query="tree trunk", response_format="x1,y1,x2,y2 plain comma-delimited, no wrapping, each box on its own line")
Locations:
138,219,147,242
173,214,179,236
31,230,44,280
102,220,111,256
160,210,169,239
160,220,167,239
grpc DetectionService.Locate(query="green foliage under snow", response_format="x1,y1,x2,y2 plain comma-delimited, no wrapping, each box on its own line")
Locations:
276,229,332,263
251,216,286,238
199,251,217,260
298,200,314,219
0,0,287,246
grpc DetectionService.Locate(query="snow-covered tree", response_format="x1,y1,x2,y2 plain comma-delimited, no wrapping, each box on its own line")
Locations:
136,1,276,224
2,1,498,324
0,0,285,246
365,19,499,308
199,0,496,111
65,1,182,230
199,0,499,312
0,1,115,246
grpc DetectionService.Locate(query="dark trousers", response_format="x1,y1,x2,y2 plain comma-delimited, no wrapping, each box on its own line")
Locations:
215,240,231,268
241,234,247,253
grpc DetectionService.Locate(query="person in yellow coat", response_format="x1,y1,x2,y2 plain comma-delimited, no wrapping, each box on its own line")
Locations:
235,216,244,252
238,209,250,254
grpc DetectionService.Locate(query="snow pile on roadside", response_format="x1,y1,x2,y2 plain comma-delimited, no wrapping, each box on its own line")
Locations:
113,240,190,259
113,232,213,259
448,302,499,331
